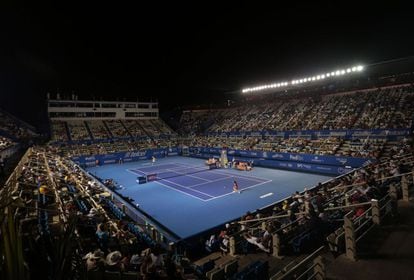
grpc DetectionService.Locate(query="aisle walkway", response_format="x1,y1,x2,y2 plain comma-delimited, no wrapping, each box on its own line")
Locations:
326,199,414,280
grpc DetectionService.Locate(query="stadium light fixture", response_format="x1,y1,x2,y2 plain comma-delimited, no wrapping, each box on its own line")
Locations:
242,64,365,93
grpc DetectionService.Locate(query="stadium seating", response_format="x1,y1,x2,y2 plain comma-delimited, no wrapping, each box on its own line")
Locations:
179,85,414,133
0,136,14,152
2,81,414,279
0,108,37,139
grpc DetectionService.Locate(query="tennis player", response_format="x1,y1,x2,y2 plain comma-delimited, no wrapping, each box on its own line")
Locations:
151,156,156,165
233,180,240,193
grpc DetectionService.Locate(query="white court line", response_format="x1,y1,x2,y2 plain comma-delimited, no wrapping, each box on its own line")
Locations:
152,181,209,201
215,169,273,181
127,162,273,201
126,168,211,201
137,165,206,177
163,168,212,182
176,162,272,182
185,174,235,188
158,177,214,198
153,179,213,201
127,169,145,176
135,163,179,172
128,166,214,188
204,179,273,201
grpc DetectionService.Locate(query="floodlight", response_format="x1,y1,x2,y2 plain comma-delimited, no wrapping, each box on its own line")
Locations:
241,63,365,93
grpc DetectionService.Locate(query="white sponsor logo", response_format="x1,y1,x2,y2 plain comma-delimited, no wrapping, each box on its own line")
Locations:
297,163,311,169
336,158,348,165
311,156,323,163
272,153,284,159
289,154,304,161
125,151,146,158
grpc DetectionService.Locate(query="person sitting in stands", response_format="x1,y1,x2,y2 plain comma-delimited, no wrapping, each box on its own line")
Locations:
84,249,105,271
220,236,229,256
106,251,124,272
96,223,110,250
243,233,270,253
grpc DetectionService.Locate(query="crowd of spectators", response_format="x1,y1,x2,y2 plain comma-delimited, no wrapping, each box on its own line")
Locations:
86,120,111,140
105,120,130,138
204,147,413,258
52,133,411,162
51,120,69,141
67,120,91,141
0,109,37,139
0,136,14,152
51,119,175,143
2,147,203,279
179,85,414,133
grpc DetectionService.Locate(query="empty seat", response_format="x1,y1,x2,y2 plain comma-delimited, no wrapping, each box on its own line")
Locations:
103,271,121,280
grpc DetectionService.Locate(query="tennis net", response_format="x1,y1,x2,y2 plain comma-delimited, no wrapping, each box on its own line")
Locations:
145,163,218,182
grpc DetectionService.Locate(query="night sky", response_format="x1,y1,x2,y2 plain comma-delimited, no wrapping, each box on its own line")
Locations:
0,2,413,126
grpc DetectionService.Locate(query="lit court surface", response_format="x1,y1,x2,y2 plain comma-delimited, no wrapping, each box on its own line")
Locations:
86,157,332,239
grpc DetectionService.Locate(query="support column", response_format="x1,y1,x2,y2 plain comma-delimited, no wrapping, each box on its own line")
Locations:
401,175,409,202
313,255,325,280
272,233,283,259
389,184,398,200
371,199,380,225
229,236,237,256
344,212,357,261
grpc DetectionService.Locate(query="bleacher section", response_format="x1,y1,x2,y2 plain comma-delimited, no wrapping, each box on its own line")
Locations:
67,120,91,141
0,136,14,152
0,108,37,139
180,85,414,133
1,80,414,279
51,119,175,144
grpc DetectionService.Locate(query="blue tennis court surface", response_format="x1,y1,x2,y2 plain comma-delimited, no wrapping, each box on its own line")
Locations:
86,157,332,239
127,162,271,201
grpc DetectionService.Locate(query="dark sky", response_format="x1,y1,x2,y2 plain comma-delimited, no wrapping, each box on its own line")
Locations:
0,2,413,125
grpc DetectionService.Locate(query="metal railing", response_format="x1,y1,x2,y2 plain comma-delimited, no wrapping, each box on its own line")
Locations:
270,246,326,280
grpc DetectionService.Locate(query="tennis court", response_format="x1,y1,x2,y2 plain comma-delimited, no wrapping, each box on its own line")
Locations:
86,156,332,239
127,162,271,201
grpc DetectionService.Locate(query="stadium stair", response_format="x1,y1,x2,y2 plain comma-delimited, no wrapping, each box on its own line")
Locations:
119,120,133,138
84,121,94,140
103,120,114,138
63,121,72,142
325,200,414,280
137,121,156,144
150,119,163,134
